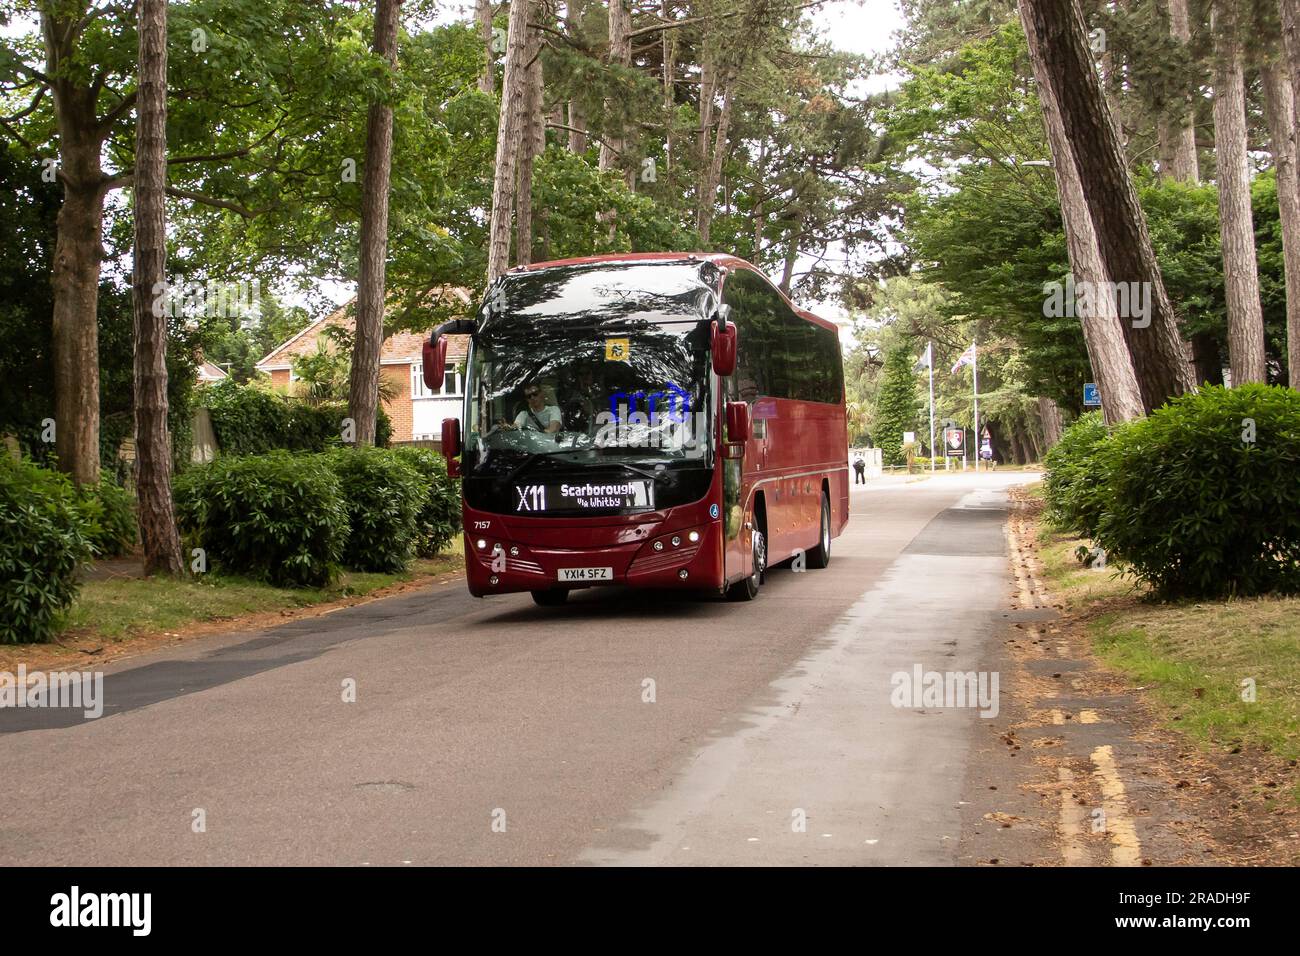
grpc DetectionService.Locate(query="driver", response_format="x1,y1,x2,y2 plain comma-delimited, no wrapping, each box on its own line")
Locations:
498,383,562,434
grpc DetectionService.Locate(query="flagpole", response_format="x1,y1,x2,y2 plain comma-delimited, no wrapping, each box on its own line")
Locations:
927,341,935,474
972,342,979,473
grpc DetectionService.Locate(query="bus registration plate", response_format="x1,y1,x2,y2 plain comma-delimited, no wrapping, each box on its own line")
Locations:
558,567,613,582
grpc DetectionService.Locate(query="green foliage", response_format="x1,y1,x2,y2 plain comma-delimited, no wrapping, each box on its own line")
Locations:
872,347,922,466
174,452,348,588
201,379,391,453
1094,386,1300,599
0,457,92,644
1042,412,1112,537
392,446,462,556
75,477,138,559
325,447,425,573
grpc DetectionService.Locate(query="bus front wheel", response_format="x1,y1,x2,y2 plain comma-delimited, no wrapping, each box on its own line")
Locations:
727,528,766,601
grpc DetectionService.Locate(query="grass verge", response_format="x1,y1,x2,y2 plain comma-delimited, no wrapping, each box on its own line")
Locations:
1027,484,1300,796
64,554,463,640
0,551,464,671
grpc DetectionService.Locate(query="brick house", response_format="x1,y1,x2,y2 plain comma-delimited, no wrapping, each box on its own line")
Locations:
254,291,473,443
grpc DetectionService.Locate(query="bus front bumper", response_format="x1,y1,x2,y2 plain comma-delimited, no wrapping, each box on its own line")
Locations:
462,521,724,596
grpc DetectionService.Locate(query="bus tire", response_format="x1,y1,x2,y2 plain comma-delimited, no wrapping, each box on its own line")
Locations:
727,527,765,601
531,589,569,607
807,494,831,569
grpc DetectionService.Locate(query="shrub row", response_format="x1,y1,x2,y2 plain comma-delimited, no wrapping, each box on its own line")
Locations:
1043,385,1300,599
1,457,93,644
1,457,141,644
174,446,460,587
0,457,139,647
202,379,392,456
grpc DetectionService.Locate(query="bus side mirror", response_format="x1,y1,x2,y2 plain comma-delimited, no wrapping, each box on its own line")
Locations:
726,401,751,445
712,321,737,376
423,335,449,391
441,417,461,477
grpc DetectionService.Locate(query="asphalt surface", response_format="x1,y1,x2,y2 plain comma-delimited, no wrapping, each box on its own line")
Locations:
0,470,1040,866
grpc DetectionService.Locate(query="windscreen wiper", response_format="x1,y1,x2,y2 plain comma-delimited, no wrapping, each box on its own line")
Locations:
608,461,671,485
497,450,574,487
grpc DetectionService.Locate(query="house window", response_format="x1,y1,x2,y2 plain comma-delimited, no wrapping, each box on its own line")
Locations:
412,363,461,398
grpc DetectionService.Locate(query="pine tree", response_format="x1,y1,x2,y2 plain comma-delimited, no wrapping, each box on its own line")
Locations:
873,348,921,467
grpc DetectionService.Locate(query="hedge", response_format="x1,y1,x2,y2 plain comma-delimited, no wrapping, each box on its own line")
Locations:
0,457,92,643
1042,412,1113,538
202,379,391,455
1093,384,1300,598
325,447,425,573
76,477,138,558
174,452,348,587
392,446,462,557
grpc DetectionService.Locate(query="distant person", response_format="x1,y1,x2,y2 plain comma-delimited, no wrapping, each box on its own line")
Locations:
853,454,866,484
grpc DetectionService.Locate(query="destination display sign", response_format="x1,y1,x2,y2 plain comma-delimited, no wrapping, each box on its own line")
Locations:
513,479,655,514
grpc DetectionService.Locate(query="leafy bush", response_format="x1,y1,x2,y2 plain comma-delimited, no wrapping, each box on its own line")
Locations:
174,452,348,587
203,379,298,455
393,446,461,556
1042,412,1112,537
0,457,92,643
202,380,392,454
75,477,137,558
325,447,424,572
1094,385,1300,598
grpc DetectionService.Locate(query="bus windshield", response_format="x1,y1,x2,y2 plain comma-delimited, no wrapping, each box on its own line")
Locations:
463,320,713,476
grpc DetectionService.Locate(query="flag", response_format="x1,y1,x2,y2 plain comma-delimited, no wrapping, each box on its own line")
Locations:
951,343,976,374
913,342,932,372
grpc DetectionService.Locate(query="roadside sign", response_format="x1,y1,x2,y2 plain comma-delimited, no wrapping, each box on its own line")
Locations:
944,427,965,457
1083,383,1101,407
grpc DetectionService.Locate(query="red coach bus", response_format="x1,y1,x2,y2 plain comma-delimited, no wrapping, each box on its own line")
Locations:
423,253,848,605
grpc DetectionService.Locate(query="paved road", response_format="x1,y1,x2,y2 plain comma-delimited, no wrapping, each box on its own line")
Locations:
0,471,1039,866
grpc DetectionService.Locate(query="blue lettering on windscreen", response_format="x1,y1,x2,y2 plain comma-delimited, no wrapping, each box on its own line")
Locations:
609,382,691,423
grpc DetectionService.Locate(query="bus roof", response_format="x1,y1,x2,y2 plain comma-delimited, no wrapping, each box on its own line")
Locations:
504,252,839,335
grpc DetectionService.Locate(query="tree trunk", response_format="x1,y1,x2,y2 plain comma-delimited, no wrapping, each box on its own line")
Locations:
1281,0,1300,121
515,20,545,267
697,75,733,247
1262,63,1300,389
42,7,103,486
349,0,401,447
1023,418,1043,462
476,0,495,94
565,1,587,152
1019,0,1145,423
1212,0,1268,385
487,0,532,281
132,0,182,576
662,0,675,176
1190,333,1224,385
1159,0,1200,183
1021,0,1194,411
1037,396,1064,448
779,212,801,294
599,0,631,174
